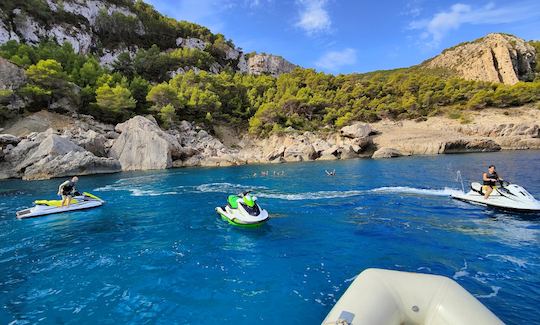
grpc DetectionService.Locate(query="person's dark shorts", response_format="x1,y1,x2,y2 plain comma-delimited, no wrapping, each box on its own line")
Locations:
62,190,73,196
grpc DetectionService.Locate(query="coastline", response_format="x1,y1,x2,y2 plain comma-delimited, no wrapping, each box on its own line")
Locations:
1,105,539,181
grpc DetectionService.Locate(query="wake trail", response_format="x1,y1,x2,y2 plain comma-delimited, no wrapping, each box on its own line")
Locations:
369,186,462,197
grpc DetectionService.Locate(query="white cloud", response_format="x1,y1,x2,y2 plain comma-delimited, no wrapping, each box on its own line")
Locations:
409,1,540,47
402,0,423,17
295,0,331,35
315,48,357,71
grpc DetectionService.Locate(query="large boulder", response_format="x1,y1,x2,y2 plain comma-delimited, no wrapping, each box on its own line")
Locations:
0,134,21,146
372,147,403,159
14,133,83,172
340,122,373,139
109,116,182,171
0,129,120,180
22,151,121,180
76,129,108,157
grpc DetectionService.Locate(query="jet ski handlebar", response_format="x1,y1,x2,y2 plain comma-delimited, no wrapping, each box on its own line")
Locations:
499,180,510,187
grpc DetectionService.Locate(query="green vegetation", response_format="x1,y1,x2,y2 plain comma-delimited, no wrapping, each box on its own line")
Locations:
529,41,540,79
1,40,539,135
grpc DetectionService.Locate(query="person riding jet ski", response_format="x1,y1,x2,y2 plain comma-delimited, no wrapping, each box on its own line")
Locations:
58,176,79,208
451,166,540,212
482,165,503,200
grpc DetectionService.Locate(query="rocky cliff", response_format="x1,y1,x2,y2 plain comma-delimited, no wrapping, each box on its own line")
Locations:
0,0,296,76
239,53,297,77
1,106,538,180
423,33,536,85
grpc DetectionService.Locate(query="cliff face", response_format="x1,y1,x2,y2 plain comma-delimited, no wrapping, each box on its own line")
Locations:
0,0,296,76
423,33,536,85
239,54,297,76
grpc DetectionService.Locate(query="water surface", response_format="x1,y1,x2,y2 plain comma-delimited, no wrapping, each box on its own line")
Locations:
1,151,539,324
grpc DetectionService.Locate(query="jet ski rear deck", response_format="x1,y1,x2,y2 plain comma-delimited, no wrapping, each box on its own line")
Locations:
451,182,540,212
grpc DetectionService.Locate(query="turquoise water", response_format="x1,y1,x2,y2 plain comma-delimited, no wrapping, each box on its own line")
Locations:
1,151,539,324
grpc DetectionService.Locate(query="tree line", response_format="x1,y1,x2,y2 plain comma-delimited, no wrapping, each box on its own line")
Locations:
1,40,539,135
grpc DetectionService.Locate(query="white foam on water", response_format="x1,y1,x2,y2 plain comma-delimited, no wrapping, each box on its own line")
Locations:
94,185,179,197
453,260,469,280
257,190,364,201
93,184,121,192
130,189,178,197
474,286,501,299
370,186,462,197
485,254,528,268
195,183,267,193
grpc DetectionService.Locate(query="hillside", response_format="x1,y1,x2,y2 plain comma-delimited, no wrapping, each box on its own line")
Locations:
422,33,536,85
0,1,538,137
0,0,295,75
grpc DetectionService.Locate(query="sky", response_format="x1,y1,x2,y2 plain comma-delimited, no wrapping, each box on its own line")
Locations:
145,0,540,74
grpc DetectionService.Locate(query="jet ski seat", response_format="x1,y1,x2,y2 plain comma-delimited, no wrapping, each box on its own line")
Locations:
34,199,79,206
471,182,484,195
227,195,239,209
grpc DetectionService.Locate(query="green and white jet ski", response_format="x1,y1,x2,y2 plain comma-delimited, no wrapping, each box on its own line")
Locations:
16,192,104,219
216,191,269,227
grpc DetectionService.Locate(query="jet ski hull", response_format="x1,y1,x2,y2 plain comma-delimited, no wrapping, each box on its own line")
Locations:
16,193,104,219
216,206,269,227
451,183,540,212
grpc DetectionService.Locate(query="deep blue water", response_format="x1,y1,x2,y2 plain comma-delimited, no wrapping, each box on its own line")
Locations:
1,151,539,324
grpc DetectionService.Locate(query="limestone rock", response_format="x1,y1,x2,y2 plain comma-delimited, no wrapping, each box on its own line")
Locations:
99,47,137,67
14,133,82,171
0,57,27,89
176,37,207,50
243,53,297,76
0,134,21,146
23,151,121,180
109,116,182,171
424,33,536,85
442,139,501,154
49,24,93,53
318,153,339,161
372,147,403,159
0,129,120,180
61,0,136,25
338,146,358,160
77,129,108,157
340,122,373,139
457,123,539,138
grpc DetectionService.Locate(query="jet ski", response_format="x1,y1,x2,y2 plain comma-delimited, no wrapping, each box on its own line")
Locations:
451,181,540,212
16,192,104,219
215,191,269,227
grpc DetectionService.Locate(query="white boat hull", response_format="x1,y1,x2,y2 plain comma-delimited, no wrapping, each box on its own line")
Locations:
216,206,269,225
16,197,103,219
322,268,503,325
451,182,540,212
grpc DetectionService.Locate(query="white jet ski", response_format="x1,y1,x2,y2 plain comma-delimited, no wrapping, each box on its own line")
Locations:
322,268,503,325
451,181,540,212
215,191,269,227
16,192,104,219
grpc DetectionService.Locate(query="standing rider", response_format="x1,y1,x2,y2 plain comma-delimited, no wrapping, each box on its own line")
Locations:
482,165,503,200
58,176,79,208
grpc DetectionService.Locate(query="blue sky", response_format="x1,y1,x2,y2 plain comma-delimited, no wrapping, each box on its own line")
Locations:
145,0,540,74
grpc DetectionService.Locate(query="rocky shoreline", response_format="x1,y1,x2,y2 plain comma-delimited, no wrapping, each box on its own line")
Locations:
0,107,539,181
